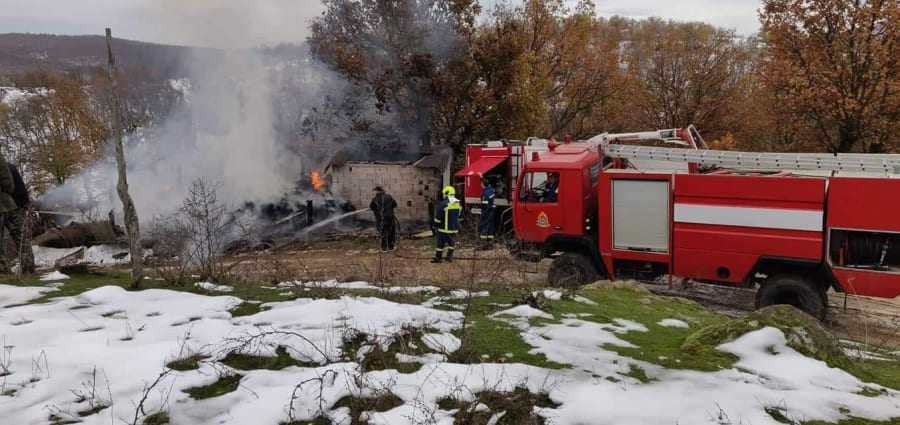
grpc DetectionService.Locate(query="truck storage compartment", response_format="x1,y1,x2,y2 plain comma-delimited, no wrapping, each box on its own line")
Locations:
612,179,669,252
830,229,900,272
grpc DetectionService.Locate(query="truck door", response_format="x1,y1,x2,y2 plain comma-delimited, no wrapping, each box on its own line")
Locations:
516,170,567,241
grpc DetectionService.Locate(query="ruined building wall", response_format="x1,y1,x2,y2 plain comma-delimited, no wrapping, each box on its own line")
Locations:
330,163,441,223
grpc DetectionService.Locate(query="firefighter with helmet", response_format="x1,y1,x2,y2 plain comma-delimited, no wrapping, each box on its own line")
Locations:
478,174,497,249
432,185,461,263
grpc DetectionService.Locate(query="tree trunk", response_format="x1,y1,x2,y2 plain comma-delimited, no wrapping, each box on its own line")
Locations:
106,28,143,288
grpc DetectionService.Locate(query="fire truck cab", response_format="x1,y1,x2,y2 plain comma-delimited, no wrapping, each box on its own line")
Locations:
513,144,601,246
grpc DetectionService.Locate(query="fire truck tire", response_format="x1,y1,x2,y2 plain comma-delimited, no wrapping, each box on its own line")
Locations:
755,275,827,320
548,253,598,288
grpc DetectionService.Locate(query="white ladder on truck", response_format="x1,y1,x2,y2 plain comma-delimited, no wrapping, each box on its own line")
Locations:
601,144,900,174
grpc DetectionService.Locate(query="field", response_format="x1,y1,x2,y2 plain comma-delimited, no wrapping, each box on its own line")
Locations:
2,237,900,425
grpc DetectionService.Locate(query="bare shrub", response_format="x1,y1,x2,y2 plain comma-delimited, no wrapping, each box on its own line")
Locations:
146,215,191,286
180,179,229,282
142,179,237,285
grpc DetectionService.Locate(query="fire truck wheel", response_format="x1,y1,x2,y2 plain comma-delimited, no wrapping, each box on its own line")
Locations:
755,275,827,320
548,253,598,288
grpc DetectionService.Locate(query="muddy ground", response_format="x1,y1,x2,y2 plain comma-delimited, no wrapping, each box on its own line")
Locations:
221,235,900,349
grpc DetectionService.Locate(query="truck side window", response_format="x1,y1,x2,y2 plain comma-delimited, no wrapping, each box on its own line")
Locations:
520,172,559,203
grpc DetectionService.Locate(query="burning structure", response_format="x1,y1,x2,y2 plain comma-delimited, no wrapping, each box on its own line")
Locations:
326,147,453,224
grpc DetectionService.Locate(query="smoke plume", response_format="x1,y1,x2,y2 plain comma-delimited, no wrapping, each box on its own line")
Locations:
40,2,315,220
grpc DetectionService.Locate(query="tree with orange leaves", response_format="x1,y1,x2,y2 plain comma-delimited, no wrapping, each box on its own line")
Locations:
761,0,900,153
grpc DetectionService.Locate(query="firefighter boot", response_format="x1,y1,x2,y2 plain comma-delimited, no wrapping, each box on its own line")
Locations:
431,250,443,264
445,248,454,263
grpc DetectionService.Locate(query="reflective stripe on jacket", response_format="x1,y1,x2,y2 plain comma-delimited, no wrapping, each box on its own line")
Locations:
434,197,462,234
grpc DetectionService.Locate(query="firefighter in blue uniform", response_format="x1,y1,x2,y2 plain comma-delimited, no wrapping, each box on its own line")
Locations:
478,175,497,249
432,186,462,263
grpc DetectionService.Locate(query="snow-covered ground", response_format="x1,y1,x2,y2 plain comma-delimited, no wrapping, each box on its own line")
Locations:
0,283,898,425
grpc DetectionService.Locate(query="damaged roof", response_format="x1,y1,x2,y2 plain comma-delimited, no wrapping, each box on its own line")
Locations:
328,146,452,171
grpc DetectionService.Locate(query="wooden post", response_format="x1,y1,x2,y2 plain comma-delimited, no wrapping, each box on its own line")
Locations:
106,28,144,288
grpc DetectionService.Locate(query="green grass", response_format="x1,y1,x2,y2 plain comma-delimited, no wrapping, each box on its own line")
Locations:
2,268,427,313
333,392,404,414
342,327,430,374
444,294,567,369
222,346,318,370
540,286,735,372
845,359,900,392
437,387,559,425
623,363,656,383
143,411,170,425
183,374,242,400
228,302,264,317
166,354,209,371
2,270,133,304
77,404,109,417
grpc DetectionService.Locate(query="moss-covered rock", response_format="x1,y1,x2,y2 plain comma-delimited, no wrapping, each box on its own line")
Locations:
682,305,848,368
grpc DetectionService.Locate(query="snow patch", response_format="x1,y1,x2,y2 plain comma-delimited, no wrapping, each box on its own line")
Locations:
195,282,234,293
0,284,56,307
2,286,899,425
657,318,690,329
535,289,562,300
276,280,439,294
571,295,597,305
39,271,70,282
421,333,462,353
493,305,553,320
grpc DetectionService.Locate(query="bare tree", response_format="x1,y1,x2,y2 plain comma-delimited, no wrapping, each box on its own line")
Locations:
106,28,143,288
180,178,228,282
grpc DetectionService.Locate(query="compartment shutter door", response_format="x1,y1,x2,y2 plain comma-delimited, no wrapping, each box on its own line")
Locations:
612,180,669,252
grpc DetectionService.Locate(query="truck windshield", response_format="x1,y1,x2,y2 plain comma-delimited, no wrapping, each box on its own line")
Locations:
520,172,559,203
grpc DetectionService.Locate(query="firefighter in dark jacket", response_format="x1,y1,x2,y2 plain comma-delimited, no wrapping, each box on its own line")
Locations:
432,186,462,263
478,175,497,249
370,186,398,252
0,154,34,274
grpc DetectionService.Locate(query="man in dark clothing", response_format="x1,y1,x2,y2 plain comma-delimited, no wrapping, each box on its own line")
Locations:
369,186,398,252
542,173,559,203
0,155,34,274
478,175,497,249
432,186,462,263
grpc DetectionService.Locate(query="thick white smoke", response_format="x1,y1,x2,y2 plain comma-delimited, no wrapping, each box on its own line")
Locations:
41,50,301,220
40,2,310,220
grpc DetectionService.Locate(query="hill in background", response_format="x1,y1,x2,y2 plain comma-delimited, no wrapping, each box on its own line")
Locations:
0,33,203,80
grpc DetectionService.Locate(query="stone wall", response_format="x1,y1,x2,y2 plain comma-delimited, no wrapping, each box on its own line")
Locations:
330,163,442,223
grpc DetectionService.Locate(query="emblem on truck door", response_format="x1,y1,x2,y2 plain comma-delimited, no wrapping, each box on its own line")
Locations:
536,211,551,228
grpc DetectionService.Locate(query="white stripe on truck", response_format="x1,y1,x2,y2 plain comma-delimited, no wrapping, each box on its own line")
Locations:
674,204,823,232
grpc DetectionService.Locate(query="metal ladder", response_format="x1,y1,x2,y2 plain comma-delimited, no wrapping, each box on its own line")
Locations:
602,144,900,174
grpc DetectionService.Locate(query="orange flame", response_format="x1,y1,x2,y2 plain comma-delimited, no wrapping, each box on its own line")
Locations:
310,169,326,192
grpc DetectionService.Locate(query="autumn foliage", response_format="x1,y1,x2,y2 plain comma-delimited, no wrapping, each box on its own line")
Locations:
310,0,900,154
5,0,900,199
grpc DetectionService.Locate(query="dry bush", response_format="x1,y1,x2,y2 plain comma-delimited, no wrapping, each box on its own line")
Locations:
146,215,191,286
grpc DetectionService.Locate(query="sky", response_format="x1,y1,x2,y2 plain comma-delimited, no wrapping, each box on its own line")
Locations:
0,0,763,47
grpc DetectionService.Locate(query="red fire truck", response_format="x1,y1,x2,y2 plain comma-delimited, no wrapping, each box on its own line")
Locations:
509,132,900,318
454,127,706,228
